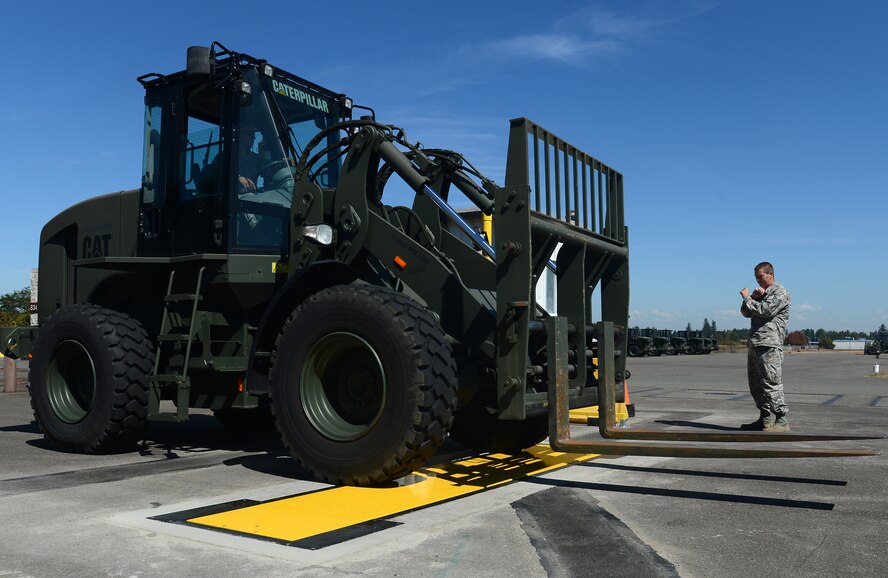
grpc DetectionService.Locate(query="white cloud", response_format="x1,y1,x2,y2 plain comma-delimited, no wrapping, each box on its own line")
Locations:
486,34,620,64
630,309,685,327
795,303,823,312
477,2,717,66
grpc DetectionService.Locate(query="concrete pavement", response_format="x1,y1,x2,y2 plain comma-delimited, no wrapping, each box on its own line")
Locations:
1,350,885,577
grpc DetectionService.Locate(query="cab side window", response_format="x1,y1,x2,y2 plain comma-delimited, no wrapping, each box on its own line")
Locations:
141,102,163,205
181,116,223,200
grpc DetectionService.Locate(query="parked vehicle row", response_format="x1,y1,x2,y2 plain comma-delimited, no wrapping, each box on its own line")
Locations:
627,329,718,357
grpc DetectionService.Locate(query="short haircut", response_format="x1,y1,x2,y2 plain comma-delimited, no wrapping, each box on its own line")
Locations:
755,262,774,275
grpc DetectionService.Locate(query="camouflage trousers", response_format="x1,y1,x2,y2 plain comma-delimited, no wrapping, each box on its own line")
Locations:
747,346,788,416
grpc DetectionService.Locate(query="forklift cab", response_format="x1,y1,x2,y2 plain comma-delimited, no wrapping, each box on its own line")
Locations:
137,44,350,258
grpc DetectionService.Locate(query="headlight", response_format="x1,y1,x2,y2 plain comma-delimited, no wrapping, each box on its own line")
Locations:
301,224,334,245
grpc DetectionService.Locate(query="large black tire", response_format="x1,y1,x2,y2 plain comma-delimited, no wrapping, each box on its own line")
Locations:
29,304,154,453
449,407,549,454
269,285,457,485
628,344,642,357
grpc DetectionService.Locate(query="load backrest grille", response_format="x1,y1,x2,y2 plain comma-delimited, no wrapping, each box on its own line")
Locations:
506,118,625,245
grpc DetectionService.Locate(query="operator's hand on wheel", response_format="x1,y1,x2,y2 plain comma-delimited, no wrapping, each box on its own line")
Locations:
740,287,750,299
239,175,256,192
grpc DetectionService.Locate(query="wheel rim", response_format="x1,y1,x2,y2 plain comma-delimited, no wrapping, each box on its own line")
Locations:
299,332,386,441
47,340,97,424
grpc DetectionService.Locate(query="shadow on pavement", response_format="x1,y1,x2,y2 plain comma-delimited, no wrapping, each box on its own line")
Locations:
19,413,286,458
0,421,41,434
140,414,285,456
578,461,847,485
523,476,836,510
221,453,315,480
655,419,742,431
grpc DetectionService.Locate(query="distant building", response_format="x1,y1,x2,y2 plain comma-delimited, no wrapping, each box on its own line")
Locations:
832,338,867,351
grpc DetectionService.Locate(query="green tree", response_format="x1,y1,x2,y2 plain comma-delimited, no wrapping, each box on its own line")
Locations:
0,287,29,327
718,329,738,352
711,320,717,335
686,322,692,333
702,318,711,337
819,337,835,350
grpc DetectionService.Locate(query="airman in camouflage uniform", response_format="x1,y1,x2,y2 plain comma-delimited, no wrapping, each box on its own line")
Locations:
739,261,791,432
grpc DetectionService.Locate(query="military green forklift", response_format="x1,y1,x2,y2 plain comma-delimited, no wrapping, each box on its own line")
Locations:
0,44,876,485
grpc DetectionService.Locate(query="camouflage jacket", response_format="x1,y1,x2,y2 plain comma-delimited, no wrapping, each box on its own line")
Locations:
740,282,791,347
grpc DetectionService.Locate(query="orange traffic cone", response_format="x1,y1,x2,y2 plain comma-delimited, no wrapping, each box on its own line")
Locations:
624,378,635,417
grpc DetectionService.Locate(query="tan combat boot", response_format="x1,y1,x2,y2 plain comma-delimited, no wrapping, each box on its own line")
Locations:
740,411,774,431
764,414,790,432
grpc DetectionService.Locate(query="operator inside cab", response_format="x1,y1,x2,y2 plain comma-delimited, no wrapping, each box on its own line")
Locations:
139,50,344,257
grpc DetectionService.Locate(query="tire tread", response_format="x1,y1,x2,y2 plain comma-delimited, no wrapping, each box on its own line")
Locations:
30,303,154,453
271,285,457,485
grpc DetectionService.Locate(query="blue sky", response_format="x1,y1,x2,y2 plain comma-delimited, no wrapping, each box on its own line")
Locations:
1,1,885,332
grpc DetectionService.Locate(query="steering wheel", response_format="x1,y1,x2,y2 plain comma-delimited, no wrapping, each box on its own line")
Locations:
258,159,292,188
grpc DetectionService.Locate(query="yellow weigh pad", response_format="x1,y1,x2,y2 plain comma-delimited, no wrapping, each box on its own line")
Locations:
569,403,630,424
187,445,600,544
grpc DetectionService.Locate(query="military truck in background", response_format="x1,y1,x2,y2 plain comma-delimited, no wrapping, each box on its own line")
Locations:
653,329,676,356
637,329,660,356
674,330,696,353
627,328,654,357
674,330,708,354
638,328,674,356
865,329,888,359
669,330,689,354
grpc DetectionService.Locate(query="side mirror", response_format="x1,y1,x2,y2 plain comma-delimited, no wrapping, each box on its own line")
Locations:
187,46,213,77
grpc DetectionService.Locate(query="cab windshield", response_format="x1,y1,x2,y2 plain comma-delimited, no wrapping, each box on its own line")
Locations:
263,74,341,188
233,68,341,251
